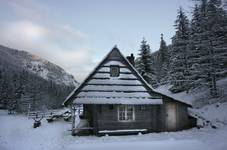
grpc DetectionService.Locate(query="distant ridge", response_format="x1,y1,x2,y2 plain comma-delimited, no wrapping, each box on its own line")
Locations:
0,45,78,111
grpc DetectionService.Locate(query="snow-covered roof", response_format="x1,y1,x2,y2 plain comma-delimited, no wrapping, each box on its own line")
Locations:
63,47,162,105
70,56,161,104
153,85,192,106
63,47,191,106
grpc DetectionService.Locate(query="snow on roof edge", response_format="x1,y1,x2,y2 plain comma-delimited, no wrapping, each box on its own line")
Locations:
73,98,163,105
153,85,192,106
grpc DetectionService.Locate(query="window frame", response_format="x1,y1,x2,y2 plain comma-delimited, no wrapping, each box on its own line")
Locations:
110,65,120,77
117,105,135,122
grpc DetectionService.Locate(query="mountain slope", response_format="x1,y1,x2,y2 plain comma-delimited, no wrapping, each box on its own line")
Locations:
0,45,78,111
0,45,78,86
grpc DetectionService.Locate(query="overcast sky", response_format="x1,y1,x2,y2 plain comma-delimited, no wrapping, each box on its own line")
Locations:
0,0,194,82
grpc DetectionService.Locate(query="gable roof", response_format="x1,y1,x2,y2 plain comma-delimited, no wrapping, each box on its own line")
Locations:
63,47,191,107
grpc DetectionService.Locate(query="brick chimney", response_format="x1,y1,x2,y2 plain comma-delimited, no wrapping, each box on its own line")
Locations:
126,53,135,66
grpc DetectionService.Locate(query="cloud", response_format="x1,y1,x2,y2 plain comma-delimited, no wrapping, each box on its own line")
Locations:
44,24,88,51
0,21,45,49
0,0,96,82
7,0,48,21
0,19,93,82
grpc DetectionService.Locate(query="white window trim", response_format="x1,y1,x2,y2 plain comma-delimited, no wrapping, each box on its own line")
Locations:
117,105,135,122
110,65,120,77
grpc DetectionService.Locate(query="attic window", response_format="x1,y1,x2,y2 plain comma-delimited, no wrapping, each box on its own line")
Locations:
110,65,119,77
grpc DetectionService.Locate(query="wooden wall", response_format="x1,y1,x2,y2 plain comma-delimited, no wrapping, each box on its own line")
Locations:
159,96,197,132
82,100,196,135
89,104,159,134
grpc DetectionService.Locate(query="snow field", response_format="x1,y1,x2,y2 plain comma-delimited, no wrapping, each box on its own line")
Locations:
1,108,227,150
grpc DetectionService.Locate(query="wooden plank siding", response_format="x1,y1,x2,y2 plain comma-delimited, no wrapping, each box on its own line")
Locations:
82,99,196,135
160,96,196,132
85,104,160,135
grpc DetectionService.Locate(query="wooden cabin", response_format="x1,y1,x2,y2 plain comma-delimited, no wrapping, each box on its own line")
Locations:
63,47,196,136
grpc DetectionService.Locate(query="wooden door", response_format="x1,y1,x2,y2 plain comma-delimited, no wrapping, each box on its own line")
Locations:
166,103,177,131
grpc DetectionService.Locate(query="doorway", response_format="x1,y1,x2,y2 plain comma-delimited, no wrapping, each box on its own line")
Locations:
166,102,177,131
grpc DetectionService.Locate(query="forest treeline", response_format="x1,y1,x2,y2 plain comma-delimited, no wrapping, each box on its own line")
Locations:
135,0,227,96
0,46,75,112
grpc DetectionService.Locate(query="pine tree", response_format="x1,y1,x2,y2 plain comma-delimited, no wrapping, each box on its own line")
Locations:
206,0,227,96
187,4,205,90
135,38,157,86
169,7,190,93
0,80,9,108
189,0,227,96
157,34,169,85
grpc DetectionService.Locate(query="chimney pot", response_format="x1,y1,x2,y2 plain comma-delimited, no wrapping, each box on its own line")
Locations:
127,53,135,66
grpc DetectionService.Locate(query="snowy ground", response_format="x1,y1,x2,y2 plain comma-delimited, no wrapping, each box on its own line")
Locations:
1,109,227,150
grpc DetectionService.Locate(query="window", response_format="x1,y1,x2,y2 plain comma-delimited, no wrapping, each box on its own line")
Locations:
118,105,135,121
110,65,120,77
